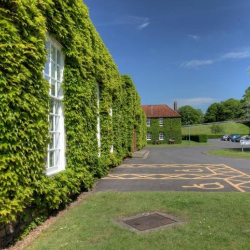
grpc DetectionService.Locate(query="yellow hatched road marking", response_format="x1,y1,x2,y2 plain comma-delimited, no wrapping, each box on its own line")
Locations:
104,164,250,192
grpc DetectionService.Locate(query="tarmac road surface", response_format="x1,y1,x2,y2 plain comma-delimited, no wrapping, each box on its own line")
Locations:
94,139,250,192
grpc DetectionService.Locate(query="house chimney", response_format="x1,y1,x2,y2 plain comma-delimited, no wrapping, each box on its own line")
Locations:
174,101,177,111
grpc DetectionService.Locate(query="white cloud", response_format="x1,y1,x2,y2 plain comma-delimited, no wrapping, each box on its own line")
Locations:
187,35,200,41
138,22,150,30
222,50,250,59
181,48,250,69
176,97,216,107
181,60,214,69
98,16,150,30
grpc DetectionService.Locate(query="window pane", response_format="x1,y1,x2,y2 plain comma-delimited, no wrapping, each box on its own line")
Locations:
49,99,54,113
55,133,60,149
51,45,56,62
147,133,151,140
55,100,60,115
55,116,60,131
55,149,60,166
49,151,54,168
57,81,63,97
51,79,56,96
57,51,61,65
49,115,53,131
49,135,54,149
57,65,61,81
51,62,56,78
44,60,50,75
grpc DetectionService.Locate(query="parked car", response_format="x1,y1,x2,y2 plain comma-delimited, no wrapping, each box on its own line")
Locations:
231,134,240,142
221,135,229,141
227,134,233,141
235,135,249,142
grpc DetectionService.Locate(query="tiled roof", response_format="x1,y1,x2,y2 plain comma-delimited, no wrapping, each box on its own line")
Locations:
141,104,181,118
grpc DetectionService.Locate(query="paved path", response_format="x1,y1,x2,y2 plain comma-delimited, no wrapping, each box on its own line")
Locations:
95,140,250,192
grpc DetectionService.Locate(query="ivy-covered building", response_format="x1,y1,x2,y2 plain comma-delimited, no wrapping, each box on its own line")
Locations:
0,0,146,246
142,104,182,144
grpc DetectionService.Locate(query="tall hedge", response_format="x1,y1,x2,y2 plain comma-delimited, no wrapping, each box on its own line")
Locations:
147,118,182,144
0,0,146,225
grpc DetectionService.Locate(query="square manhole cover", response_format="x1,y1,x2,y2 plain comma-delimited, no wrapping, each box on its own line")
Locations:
116,212,184,233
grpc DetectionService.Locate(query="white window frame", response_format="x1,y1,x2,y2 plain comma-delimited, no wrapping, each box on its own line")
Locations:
147,118,151,127
147,133,151,141
159,132,164,140
97,83,101,157
109,107,113,117
159,118,163,126
109,107,113,153
44,34,66,176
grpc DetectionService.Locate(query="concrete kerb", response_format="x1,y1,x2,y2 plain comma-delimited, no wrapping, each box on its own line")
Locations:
132,149,149,159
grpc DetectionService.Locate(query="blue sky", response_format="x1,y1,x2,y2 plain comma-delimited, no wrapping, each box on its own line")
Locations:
84,0,250,112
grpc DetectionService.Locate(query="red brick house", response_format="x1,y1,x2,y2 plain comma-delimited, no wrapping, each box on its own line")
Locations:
141,103,182,144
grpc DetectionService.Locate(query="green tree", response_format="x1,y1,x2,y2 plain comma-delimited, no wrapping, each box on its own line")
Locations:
219,98,242,121
204,99,242,122
204,103,220,122
178,105,204,125
241,86,250,119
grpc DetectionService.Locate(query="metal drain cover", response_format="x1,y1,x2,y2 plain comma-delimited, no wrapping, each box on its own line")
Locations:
116,212,184,233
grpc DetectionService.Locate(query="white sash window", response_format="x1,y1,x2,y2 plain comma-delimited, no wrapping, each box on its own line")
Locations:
147,133,151,140
159,132,164,140
159,118,163,126
147,118,151,127
44,35,66,175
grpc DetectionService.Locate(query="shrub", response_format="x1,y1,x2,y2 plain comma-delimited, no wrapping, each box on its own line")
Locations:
210,124,224,134
183,134,208,142
207,134,223,139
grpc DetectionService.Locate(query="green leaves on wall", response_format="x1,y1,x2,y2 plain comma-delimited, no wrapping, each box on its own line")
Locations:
0,0,146,225
147,118,182,144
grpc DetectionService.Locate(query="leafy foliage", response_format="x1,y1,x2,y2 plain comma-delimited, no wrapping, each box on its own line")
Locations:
204,99,242,122
178,105,204,125
204,103,220,123
241,86,250,119
210,124,224,134
189,134,208,142
0,0,146,226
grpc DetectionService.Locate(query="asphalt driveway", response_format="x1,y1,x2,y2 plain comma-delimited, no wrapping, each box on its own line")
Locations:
95,139,250,192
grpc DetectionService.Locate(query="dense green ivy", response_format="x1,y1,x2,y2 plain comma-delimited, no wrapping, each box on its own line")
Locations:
147,118,182,144
0,0,146,225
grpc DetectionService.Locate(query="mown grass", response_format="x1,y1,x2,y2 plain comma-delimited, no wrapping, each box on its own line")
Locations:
182,122,250,135
26,192,250,250
206,148,250,159
147,140,215,147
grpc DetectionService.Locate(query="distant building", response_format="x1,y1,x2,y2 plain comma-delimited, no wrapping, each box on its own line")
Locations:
142,103,182,144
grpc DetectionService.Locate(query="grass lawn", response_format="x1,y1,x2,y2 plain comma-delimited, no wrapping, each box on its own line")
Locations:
147,140,215,147
182,122,250,136
26,192,250,250
206,148,250,159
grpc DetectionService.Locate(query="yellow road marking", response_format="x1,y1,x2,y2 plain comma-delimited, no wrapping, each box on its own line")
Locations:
104,164,250,192
223,179,245,193
183,182,224,190
222,164,250,178
175,169,204,172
